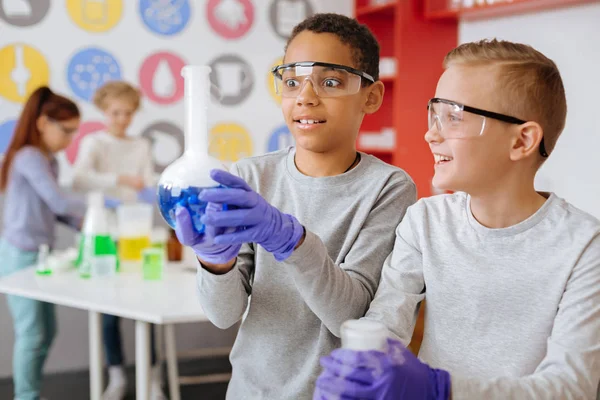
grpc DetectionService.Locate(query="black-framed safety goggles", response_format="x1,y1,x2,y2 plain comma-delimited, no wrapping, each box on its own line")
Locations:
427,97,548,157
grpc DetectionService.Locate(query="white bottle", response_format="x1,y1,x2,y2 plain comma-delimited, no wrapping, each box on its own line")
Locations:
340,319,389,352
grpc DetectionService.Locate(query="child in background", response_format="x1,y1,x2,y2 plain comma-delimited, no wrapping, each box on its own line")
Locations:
71,81,164,400
72,81,155,203
315,39,600,399
174,13,417,399
0,87,88,400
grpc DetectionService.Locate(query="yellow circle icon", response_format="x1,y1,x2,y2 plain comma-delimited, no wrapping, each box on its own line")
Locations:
267,57,283,106
209,123,253,162
0,44,50,104
66,0,123,33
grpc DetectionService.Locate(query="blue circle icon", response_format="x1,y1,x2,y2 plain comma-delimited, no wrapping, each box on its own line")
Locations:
67,47,122,102
0,119,17,155
139,0,191,36
267,124,294,152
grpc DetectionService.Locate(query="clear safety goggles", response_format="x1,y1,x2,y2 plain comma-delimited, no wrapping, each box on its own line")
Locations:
271,61,375,98
427,98,548,157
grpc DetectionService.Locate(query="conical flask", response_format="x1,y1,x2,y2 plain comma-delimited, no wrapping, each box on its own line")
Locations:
157,66,225,234
76,192,118,278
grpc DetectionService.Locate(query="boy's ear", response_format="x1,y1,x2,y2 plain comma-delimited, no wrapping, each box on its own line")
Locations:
362,81,385,115
509,121,544,161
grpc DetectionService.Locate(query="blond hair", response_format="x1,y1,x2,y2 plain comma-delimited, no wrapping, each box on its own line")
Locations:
93,81,141,111
444,39,567,157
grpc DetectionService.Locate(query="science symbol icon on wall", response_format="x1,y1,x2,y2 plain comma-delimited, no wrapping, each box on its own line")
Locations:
269,0,313,40
0,119,17,156
0,0,50,27
207,0,254,40
209,54,254,106
141,121,184,174
139,0,191,36
139,52,186,105
66,0,123,33
267,57,283,105
67,47,122,102
0,43,49,104
209,122,253,163
268,124,294,152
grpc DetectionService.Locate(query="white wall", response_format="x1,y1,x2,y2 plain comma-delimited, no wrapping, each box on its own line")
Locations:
460,2,600,219
0,0,353,378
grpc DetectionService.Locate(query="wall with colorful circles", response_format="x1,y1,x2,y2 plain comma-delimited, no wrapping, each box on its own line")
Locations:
0,0,353,183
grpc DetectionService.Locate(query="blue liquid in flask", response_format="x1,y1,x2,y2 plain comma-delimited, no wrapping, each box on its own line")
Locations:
158,184,226,235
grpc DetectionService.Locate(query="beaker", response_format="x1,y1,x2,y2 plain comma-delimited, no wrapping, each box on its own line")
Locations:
142,247,164,281
117,204,153,261
157,65,227,234
91,254,117,278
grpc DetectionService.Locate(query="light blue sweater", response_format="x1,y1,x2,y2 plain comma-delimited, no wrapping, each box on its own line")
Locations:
2,146,86,251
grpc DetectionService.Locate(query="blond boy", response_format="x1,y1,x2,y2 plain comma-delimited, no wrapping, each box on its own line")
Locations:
315,39,600,399
73,81,155,203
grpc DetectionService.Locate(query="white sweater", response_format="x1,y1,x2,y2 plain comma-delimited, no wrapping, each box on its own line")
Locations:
72,131,156,203
364,192,600,399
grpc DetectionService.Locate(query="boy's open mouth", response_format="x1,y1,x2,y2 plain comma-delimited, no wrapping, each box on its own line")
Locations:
294,119,326,125
433,153,453,165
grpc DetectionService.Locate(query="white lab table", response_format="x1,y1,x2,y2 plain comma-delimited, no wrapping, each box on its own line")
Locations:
0,261,211,400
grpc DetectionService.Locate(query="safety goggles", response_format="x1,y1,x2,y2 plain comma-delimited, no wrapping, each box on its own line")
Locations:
427,98,548,157
271,61,375,98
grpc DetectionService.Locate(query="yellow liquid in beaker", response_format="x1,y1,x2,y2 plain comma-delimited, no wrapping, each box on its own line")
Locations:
119,236,151,261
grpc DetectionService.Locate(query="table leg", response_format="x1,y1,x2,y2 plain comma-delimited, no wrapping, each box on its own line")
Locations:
155,323,164,364
135,321,151,400
89,311,103,400
165,324,181,400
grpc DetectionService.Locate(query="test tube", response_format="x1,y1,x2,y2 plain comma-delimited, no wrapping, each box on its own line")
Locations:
340,319,389,352
36,244,51,275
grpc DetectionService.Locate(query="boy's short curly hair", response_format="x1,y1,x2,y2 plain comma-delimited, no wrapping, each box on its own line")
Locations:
285,13,380,82
93,81,141,111
445,39,567,158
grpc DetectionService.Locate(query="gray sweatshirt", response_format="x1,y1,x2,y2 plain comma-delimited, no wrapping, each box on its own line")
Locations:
364,192,600,399
196,148,417,399
2,146,86,251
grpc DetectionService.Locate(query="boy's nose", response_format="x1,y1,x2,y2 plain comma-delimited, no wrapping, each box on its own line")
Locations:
424,125,443,144
296,78,319,106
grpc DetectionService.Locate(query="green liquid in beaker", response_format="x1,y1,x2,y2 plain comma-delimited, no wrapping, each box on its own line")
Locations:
142,248,164,281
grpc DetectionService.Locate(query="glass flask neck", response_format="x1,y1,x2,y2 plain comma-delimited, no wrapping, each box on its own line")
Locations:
182,65,211,155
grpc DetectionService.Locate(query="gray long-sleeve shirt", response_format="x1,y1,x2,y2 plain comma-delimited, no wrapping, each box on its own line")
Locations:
364,192,600,399
1,146,87,251
196,148,417,399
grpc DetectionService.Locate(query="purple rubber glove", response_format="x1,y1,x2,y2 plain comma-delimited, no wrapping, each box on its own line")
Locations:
174,205,241,265
199,169,304,261
314,338,451,400
137,187,156,204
